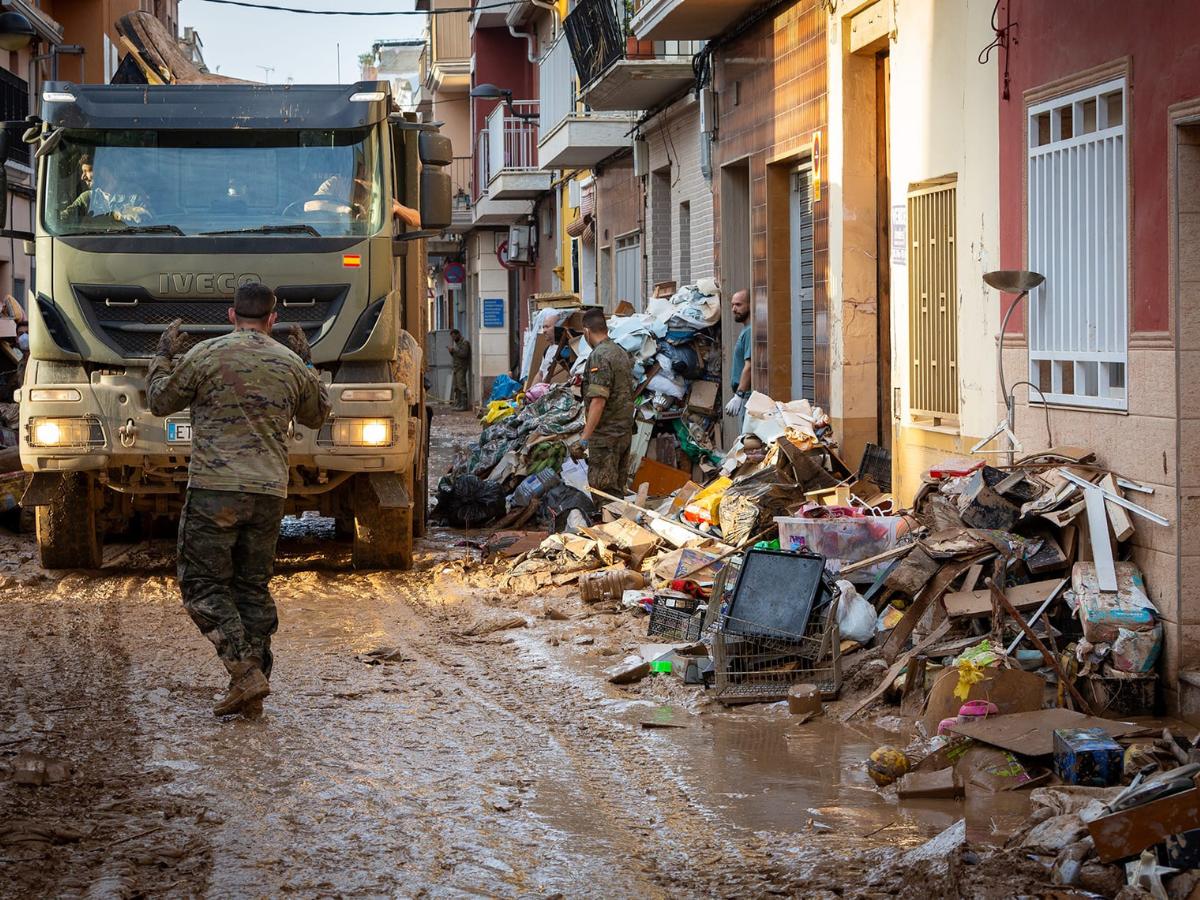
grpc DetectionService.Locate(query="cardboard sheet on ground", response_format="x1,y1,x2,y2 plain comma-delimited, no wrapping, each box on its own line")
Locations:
946,708,1141,757
920,666,1046,734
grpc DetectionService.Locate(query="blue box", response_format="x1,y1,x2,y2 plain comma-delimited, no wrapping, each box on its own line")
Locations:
1053,727,1123,787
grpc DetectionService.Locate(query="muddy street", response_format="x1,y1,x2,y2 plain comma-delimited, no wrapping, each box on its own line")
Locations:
0,412,1033,898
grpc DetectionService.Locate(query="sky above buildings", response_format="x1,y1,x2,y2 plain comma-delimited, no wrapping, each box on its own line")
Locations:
178,0,424,85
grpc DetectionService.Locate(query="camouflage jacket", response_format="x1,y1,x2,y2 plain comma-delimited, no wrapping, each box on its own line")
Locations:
147,330,331,498
581,337,635,440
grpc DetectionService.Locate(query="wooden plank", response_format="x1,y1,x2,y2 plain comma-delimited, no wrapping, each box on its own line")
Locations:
842,620,951,721
1101,473,1135,542
1083,486,1118,591
961,563,984,592
1089,781,1200,863
881,555,982,663
944,577,1065,619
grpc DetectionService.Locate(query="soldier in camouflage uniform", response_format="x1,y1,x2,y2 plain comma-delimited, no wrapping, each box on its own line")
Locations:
147,282,331,718
578,308,636,500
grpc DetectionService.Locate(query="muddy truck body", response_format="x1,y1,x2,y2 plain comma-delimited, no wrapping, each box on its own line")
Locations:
12,81,452,569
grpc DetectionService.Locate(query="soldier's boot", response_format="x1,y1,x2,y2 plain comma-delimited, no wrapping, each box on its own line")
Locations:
214,660,270,717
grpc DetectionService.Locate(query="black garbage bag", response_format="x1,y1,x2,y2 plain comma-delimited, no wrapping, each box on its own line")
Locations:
540,483,595,533
656,340,704,380
435,474,508,527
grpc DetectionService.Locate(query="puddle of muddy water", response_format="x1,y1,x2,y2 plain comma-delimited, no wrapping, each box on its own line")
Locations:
515,631,1030,853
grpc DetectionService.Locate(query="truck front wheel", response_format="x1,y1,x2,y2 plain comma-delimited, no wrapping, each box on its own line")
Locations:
351,475,413,570
36,473,104,569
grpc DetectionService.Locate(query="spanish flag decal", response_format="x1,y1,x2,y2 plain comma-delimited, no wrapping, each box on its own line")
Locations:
343,254,362,268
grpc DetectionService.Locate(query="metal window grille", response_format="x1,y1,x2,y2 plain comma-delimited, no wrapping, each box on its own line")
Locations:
790,167,816,401
0,67,30,167
908,179,958,420
564,0,624,88
1027,77,1128,410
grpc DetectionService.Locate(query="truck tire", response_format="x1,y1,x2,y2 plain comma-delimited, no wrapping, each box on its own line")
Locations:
351,475,413,570
36,473,104,569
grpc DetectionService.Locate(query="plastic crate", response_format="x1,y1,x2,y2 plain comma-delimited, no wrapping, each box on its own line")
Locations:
648,603,703,642
775,515,902,581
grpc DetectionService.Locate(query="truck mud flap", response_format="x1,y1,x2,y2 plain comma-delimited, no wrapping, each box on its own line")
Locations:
368,473,411,510
21,472,64,508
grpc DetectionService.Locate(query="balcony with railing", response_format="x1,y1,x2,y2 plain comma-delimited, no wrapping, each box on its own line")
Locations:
567,0,704,111
630,0,760,41
538,35,636,170
449,155,473,229
473,100,551,224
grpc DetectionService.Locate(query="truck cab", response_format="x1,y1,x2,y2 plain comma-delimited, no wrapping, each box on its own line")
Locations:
14,80,451,569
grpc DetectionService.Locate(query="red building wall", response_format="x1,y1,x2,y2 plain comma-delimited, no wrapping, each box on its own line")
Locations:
998,0,1200,337
470,29,538,146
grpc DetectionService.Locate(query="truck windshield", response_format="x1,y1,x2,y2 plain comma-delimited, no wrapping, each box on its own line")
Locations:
43,127,384,238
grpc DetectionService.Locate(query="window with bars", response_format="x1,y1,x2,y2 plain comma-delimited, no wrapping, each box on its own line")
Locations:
0,67,29,167
908,179,958,421
1027,78,1128,410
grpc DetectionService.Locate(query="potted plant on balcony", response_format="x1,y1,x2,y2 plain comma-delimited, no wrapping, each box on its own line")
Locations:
623,0,654,59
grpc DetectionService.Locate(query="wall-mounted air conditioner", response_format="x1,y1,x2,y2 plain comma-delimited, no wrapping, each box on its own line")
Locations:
508,224,535,265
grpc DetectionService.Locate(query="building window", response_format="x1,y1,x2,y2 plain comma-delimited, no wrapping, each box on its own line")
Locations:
0,67,29,167
1027,77,1127,410
907,178,958,422
678,201,691,285
650,168,671,284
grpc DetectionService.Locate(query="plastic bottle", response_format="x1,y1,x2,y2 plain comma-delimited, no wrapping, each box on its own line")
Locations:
509,469,560,509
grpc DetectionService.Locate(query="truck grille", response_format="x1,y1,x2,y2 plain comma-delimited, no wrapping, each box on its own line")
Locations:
72,283,349,357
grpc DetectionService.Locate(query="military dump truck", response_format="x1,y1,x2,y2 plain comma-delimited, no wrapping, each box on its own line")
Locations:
10,78,451,570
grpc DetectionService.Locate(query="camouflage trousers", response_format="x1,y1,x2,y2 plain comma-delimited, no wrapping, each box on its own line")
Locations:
177,488,285,676
451,365,469,410
587,433,632,501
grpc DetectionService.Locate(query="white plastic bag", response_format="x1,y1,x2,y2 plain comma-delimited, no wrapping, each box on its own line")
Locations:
560,457,590,494
835,579,876,644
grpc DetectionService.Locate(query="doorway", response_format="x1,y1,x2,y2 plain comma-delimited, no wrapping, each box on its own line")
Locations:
720,160,751,447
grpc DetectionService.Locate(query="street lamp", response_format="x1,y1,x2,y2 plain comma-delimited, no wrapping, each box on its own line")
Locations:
0,11,36,51
470,83,538,122
975,269,1046,464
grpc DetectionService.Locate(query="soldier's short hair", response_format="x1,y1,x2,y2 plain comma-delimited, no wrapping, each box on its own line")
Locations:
582,308,607,332
233,282,277,320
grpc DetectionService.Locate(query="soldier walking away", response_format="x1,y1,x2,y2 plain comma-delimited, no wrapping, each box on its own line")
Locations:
724,289,752,425
449,328,471,411
147,283,331,718
577,308,635,503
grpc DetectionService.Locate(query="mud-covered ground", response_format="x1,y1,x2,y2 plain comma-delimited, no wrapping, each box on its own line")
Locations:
0,410,1054,898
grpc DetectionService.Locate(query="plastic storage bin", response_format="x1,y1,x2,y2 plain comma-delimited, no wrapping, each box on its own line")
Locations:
774,515,902,581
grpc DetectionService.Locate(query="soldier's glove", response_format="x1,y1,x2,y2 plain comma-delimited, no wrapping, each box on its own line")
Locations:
156,318,185,359
571,438,589,460
724,394,746,417
286,324,312,366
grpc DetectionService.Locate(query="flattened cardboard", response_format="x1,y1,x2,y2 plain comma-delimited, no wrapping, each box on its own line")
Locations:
947,708,1140,757
920,666,1046,735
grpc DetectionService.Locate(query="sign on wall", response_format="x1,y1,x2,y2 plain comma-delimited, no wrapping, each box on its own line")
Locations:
891,204,907,266
443,262,465,284
482,297,505,329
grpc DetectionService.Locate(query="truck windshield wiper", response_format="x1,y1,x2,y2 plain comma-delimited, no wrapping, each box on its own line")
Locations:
200,224,322,236
85,224,186,236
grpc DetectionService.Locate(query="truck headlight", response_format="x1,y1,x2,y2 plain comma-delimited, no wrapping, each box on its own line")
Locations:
332,417,393,447
28,416,104,448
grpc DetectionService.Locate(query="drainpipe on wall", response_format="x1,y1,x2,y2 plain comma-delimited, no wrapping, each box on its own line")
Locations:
508,23,538,64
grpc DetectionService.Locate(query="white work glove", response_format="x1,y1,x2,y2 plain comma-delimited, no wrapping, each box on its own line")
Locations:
724,394,745,417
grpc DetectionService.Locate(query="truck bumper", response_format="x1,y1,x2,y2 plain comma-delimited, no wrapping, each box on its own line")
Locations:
18,372,417,484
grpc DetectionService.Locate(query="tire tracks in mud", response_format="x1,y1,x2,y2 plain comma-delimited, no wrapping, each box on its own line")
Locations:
368,570,821,898
0,572,214,899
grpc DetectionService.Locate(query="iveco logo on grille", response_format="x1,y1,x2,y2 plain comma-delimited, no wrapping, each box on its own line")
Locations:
157,273,264,295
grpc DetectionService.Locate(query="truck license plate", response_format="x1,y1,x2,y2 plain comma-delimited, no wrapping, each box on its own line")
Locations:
167,421,192,443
